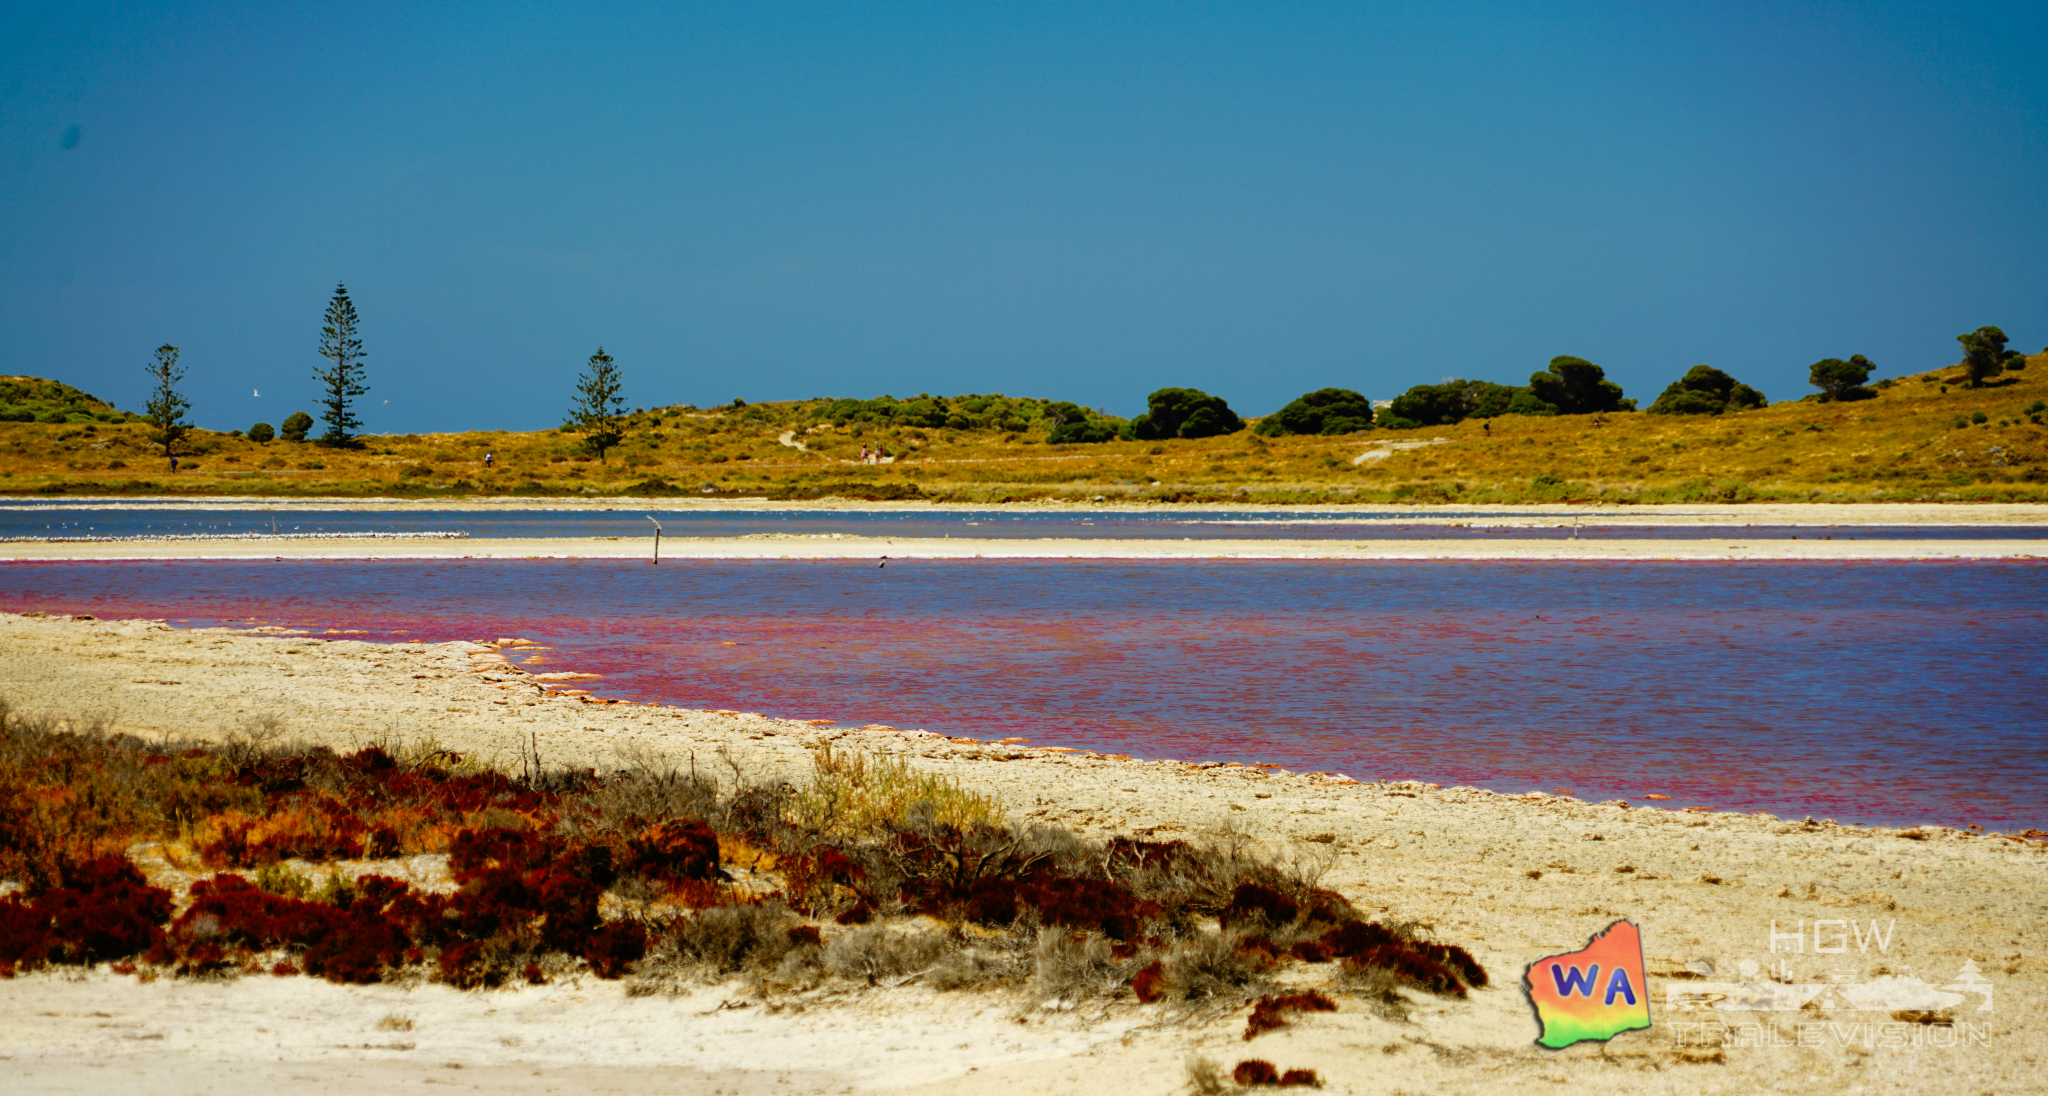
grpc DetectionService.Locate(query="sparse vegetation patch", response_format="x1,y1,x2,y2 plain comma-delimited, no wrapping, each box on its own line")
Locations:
0,700,1483,1017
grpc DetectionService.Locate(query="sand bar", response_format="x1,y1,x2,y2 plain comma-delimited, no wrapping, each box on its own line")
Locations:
1,533,2042,562
1,611,2043,1094
6,496,2048,524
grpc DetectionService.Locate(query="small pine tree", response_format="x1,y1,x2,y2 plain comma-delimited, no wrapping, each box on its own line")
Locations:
314,282,369,445
143,344,191,461
566,346,627,460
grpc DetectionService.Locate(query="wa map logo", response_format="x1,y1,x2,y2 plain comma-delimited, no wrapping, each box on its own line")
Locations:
1524,917,1996,1051
1523,920,1652,1049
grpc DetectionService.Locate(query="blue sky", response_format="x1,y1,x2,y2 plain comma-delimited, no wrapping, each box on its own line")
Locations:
2,1,2043,432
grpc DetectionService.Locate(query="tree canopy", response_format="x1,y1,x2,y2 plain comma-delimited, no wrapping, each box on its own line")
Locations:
1254,388,1375,436
1648,365,1768,415
1379,379,1554,429
1130,387,1243,440
1526,356,1632,414
1806,355,1875,402
1044,401,1122,443
815,393,1048,433
1957,326,2022,388
280,411,314,442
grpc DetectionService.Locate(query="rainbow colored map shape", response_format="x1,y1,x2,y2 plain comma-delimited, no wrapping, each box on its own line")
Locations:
1524,919,1652,1049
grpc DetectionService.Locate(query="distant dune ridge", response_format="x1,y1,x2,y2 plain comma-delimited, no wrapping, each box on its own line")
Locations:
2,349,2045,503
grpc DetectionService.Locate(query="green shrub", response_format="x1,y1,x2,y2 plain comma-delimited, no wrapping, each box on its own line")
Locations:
813,393,1064,433
1255,388,1375,436
1972,411,1989,424
1130,388,1244,440
1648,366,1768,415
247,422,275,443
1527,356,1632,414
281,411,315,442
1043,401,1123,444
1380,379,1551,428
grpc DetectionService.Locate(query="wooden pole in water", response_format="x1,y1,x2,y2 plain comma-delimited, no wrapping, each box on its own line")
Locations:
645,515,663,565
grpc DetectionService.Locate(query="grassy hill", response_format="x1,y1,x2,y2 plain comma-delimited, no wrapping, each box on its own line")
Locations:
0,377,141,425
3,354,2045,503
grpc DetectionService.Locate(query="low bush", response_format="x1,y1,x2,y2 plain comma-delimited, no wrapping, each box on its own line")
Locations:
1232,1060,1320,1086
1255,389,1375,437
1650,366,1767,414
0,855,171,975
1244,990,1337,1039
0,698,1486,1012
1130,388,1244,440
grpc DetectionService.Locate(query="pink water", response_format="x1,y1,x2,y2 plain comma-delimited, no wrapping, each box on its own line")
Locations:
5,558,2044,830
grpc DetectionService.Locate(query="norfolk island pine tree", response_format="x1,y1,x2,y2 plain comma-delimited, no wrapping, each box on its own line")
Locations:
314,283,369,446
567,346,627,460
143,344,191,464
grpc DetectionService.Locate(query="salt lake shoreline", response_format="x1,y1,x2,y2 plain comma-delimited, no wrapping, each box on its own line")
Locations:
3,496,2048,524
3,534,2044,563
1,610,2043,1095
5,498,2044,563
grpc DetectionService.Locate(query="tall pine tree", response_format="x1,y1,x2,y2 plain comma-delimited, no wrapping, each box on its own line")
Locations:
315,282,369,445
143,344,191,462
566,346,627,460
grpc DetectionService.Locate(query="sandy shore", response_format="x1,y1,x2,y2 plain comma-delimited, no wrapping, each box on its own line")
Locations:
6,498,2044,562
2,611,2043,1094
3,534,2043,562
7,496,2048,524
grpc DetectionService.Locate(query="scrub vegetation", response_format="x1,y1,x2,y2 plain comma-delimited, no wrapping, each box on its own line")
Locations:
0,698,1484,1015
3,345,2045,505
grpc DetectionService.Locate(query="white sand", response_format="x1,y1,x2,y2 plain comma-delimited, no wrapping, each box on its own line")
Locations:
6,499,2043,562
7,497,2048,525
1,612,2043,1095
2,534,2042,562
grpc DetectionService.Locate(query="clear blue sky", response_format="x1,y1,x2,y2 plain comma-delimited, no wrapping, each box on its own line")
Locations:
2,1,2043,433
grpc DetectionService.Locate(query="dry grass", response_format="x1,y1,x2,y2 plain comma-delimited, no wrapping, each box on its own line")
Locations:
5,353,2044,504
784,742,1006,836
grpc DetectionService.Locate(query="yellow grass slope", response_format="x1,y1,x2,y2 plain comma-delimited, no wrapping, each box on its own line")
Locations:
2,354,2044,505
